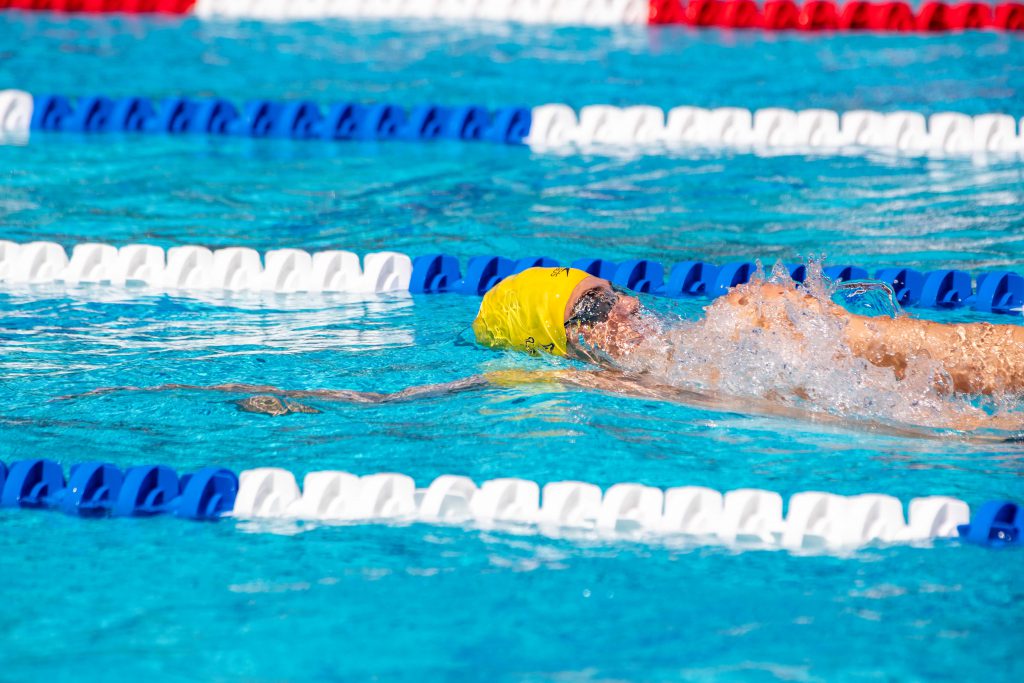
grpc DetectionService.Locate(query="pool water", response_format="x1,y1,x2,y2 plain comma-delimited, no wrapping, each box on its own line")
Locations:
2,14,1023,682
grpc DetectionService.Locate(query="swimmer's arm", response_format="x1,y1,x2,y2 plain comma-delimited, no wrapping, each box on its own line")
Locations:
54,377,495,404
56,370,631,405
720,282,1024,395
842,314,1024,394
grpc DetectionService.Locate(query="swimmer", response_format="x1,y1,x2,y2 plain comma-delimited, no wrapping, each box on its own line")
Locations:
59,267,1024,433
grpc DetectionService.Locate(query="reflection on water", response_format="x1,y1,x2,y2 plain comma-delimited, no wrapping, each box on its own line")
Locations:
0,287,417,378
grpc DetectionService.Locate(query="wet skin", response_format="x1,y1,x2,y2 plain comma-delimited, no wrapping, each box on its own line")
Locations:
719,282,1024,395
563,276,1024,396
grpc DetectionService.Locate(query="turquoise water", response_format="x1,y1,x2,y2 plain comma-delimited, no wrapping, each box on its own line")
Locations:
2,14,1024,682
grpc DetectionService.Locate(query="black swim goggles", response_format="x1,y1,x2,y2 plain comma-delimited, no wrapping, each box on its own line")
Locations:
564,286,623,328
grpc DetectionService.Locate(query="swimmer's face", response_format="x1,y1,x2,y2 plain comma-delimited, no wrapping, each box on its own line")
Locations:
562,276,644,361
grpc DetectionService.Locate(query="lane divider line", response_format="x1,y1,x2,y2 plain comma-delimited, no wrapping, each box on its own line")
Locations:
2,240,1023,315
13,0,1015,33
4,92,1021,159
2,459,1020,548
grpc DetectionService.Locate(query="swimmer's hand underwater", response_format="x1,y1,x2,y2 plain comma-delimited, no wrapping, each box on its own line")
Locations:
58,267,1024,434
235,396,322,417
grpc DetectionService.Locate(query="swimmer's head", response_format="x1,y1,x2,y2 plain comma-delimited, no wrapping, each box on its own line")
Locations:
473,267,590,356
472,267,644,359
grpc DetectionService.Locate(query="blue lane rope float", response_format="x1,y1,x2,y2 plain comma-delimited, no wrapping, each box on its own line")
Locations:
958,500,1024,547
0,459,1019,550
0,459,238,520
409,252,1024,315
25,93,533,144
2,240,1024,315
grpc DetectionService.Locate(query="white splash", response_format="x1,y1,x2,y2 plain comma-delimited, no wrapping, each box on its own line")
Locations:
596,259,1023,434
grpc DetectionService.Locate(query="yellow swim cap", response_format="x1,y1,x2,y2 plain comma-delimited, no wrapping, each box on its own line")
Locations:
472,267,591,357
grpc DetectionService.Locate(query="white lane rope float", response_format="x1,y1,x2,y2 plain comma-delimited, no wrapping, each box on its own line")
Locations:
231,467,971,552
0,240,413,294
191,0,651,25
524,103,1024,156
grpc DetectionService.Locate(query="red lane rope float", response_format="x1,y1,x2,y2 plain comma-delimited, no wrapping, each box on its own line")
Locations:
649,1,1024,30
0,0,1019,29
0,0,194,12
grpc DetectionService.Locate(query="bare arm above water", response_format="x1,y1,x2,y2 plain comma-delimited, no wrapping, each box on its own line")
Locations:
844,313,1024,395
719,283,1024,395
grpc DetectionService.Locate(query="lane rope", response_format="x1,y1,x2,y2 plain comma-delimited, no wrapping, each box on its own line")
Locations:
3,240,1023,316
6,1,1020,33
4,458,1019,549
4,91,1022,159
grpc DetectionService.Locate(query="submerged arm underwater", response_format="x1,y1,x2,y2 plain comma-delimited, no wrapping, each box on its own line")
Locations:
55,372,662,411
54,367,1024,439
